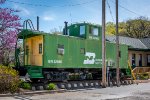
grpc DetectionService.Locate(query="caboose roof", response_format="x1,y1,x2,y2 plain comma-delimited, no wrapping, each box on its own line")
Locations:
18,29,84,39
68,22,101,27
18,29,46,39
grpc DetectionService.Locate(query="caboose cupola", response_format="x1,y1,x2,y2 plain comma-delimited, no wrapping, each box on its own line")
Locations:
66,22,102,40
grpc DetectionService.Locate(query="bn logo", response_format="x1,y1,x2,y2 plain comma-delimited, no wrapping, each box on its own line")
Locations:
83,52,96,64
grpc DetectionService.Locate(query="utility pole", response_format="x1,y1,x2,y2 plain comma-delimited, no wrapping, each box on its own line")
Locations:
116,0,120,87
102,0,106,88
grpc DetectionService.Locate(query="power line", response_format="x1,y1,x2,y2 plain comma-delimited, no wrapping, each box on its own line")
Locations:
110,0,141,16
119,4,141,16
7,0,98,8
106,0,115,22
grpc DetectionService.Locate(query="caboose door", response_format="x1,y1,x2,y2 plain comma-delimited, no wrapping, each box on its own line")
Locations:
30,36,43,66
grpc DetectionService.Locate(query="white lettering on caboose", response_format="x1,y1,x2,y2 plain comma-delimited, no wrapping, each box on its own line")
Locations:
48,60,62,64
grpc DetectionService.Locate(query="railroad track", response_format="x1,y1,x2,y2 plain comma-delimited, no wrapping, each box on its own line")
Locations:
30,80,136,91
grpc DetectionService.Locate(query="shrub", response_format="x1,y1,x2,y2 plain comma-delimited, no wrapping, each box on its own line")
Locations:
0,66,20,93
47,83,56,90
19,80,31,90
138,74,149,80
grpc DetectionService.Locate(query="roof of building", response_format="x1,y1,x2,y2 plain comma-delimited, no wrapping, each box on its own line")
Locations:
140,38,150,49
106,35,150,50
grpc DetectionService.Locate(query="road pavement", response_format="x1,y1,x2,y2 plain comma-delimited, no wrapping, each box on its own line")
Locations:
0,82,150,100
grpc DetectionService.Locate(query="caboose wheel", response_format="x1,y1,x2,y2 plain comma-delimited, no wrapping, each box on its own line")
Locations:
31,78,40,83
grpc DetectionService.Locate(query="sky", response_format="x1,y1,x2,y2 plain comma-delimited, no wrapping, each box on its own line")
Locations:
1,0,150,32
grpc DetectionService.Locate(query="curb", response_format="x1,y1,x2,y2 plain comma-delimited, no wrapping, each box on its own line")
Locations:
0,89,67,97
134,80,150,83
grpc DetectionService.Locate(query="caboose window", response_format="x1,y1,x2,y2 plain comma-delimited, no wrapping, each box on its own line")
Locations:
80,25,85,36
57,44,64,55
80,48,85,54
39,43,42,54
58,44,64,49
25,46,29,55
92,28,98,36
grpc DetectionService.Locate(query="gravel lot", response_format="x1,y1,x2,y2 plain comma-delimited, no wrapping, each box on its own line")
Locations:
0,82,150,100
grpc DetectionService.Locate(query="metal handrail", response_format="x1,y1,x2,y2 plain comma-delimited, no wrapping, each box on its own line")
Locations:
132,67,150,74
128,60,136,80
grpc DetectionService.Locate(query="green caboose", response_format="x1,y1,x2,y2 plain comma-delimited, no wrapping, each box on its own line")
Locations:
16,22,128,81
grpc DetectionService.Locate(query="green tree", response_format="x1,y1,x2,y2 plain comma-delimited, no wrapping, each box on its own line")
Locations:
106,22,126,36
106,22,115,35
106,17,150,38
125,17,150,38
118,22,126,36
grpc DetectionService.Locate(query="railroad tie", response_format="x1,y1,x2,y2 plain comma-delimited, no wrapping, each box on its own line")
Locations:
65,83,72,89
78,83,84,88
36,86,44,90
31,86,36,91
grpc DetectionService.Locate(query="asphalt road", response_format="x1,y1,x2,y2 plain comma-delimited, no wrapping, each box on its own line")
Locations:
0,82,150,100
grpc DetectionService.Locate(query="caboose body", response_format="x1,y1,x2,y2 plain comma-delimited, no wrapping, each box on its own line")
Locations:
17,23,128,81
